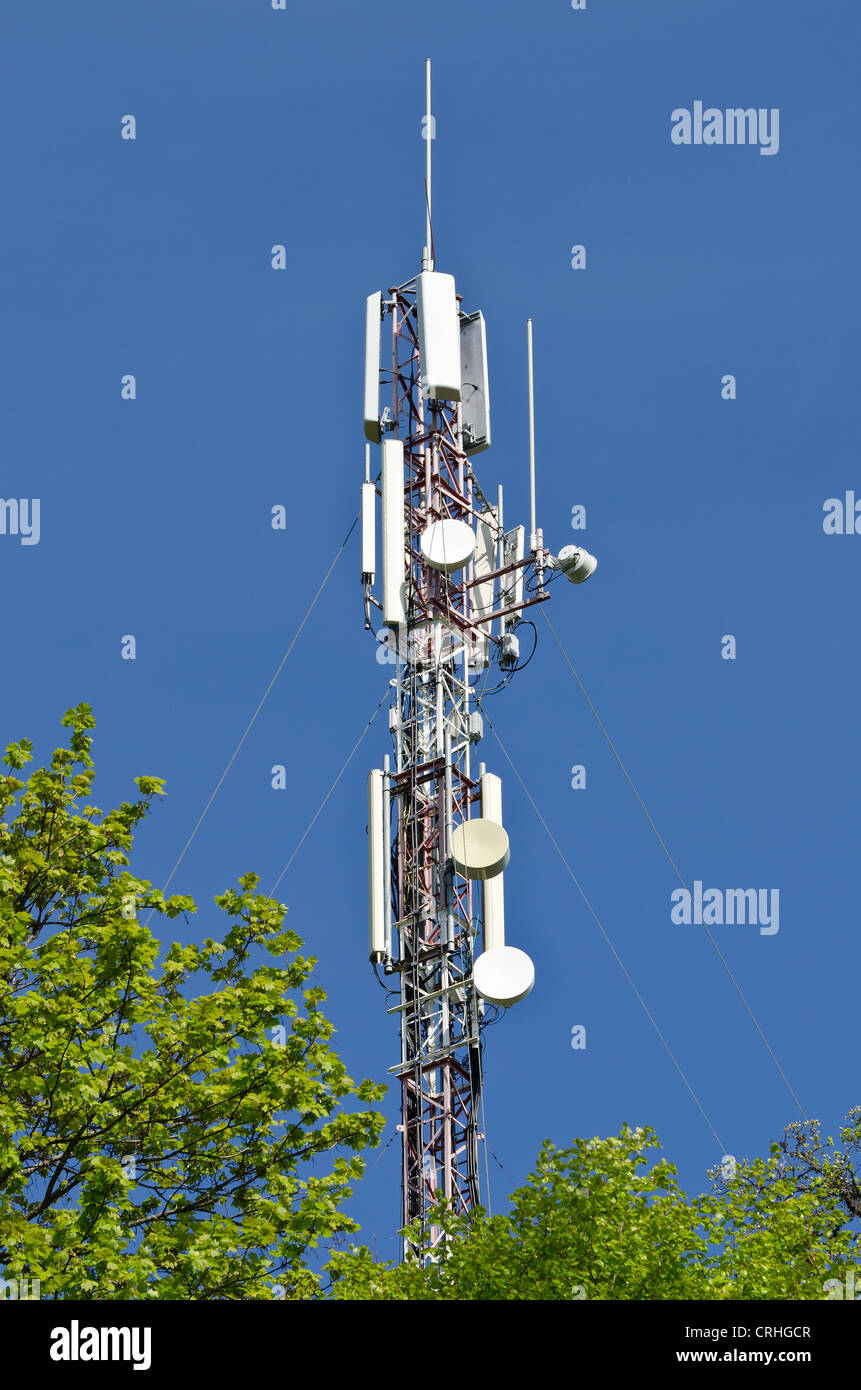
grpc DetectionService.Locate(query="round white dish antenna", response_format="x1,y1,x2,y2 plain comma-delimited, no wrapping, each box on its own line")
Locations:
449,818,510,880
474,946,535,1007
420,519,476,573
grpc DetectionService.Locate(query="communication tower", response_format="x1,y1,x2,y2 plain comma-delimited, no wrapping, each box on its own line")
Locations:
361,62,597,1256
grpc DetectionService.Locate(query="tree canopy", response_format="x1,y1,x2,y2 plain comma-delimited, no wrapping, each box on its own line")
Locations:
0,704,384,1299
328,1121,861,1301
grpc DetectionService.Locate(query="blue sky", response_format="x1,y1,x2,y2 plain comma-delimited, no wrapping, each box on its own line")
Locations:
2,0,859,1266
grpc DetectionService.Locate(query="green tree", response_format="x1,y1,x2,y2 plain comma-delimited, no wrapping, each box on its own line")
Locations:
328,1124,860,1300
0,704,384,1299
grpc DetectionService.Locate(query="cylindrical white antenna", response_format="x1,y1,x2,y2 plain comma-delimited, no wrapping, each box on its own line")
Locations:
368,769,386,962
361,465,376,584
480,771,506,952
527,319,536,548
382,754,393,959
425,59,432,266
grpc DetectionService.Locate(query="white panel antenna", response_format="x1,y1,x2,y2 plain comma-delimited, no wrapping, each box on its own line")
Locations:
500,524,525,625
416,271,461,401
364,291,383,443
367,769,386,961
471,508,498,669
361,442,376,583
361,485,376,582
460,310,491,454
381,438,406,627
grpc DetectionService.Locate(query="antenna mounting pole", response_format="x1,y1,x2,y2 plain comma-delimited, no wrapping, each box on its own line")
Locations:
527,318,537,549
424,59,433,269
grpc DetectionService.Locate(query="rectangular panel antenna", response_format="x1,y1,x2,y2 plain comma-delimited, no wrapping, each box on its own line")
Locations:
459,311,491,454
501,525,525,625
367,769,386,961
416,271,461,401
361,481,376,581
364,292,382,442
472,508,497,668
381,439,406,627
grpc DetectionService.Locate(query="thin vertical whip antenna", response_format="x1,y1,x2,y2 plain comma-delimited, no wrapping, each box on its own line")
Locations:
425,58,433,267
527,318,536,547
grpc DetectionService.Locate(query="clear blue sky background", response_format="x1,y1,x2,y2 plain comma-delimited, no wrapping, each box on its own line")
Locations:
2,0,859,1266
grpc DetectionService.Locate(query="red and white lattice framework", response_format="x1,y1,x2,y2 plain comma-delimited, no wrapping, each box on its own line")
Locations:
375,280,548,1256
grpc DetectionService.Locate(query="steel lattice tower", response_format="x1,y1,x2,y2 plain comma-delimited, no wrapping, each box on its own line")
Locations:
361,64,597,1258
388,281,502,1246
